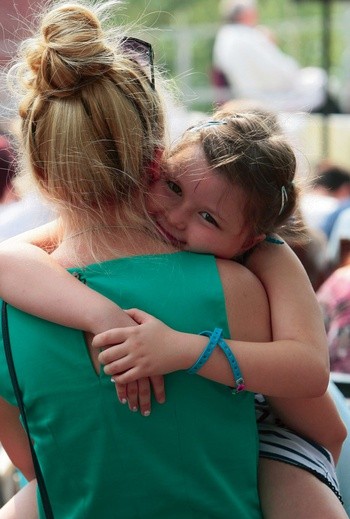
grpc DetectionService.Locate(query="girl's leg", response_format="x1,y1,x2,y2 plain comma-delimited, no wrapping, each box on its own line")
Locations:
0,480,38,519
258,458,348,519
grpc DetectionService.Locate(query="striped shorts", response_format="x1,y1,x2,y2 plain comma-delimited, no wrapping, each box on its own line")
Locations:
255,394,343,503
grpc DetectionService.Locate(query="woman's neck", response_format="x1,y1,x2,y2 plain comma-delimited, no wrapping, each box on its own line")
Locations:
51,223,176,268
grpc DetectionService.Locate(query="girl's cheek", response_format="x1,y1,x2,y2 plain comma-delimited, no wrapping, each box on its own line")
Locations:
146,190,168,215
145,192,158,213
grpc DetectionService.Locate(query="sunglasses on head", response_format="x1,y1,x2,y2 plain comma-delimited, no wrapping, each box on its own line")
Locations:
120,36,155,90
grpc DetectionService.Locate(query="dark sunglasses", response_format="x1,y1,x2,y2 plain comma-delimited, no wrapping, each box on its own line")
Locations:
120,36,155,90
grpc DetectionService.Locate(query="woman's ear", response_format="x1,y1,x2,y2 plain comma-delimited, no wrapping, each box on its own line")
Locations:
147,148,164,184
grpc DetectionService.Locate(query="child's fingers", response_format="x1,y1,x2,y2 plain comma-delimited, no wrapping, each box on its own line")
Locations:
102,355,133,376
114,381,127,405
92,329,128,349
124,308,153,324
137,378,152,417
150,375,166,404
126,381,139,412
98,343,128,368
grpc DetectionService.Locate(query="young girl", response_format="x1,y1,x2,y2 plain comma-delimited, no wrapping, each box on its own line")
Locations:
0,111,347,518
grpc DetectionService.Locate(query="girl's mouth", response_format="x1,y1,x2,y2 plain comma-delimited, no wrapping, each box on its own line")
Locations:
155,223,186,248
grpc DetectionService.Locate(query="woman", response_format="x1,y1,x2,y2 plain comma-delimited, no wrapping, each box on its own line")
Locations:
0,2,272,517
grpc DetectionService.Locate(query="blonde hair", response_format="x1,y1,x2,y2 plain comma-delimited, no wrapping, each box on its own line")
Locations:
169,109,305,242
9,1,166,241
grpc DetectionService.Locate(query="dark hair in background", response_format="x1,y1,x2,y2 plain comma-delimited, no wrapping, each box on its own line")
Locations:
313,162,350,192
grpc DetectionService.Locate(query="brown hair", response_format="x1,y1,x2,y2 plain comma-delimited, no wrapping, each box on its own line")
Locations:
170,109,304,242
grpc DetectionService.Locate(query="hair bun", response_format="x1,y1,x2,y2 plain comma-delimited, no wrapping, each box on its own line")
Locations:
27,4,113,97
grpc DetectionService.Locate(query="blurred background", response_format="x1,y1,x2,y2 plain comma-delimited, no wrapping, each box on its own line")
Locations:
1,0,350,511
2,0,350,167
121,0,350,114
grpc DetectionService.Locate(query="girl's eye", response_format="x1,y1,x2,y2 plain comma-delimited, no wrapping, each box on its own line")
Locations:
166,180,182,196
200,212,218,227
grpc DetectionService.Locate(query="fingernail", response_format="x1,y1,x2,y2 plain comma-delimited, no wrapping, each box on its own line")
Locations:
120,398,127,404
143,410,151,417
111,377,115,383
132,406,138,412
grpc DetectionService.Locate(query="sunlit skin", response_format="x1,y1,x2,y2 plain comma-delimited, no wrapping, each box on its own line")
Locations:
147,143,264,259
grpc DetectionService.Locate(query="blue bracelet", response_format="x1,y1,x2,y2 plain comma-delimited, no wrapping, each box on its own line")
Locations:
187,327,222,374
187,329,246,395
265,235,284,245
217,337,246,394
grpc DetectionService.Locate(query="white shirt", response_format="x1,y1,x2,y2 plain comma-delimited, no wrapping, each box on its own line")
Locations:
300,193,339,232
213,24,327,112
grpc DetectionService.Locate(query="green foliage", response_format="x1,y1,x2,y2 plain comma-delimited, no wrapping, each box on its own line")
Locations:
122,0,342,26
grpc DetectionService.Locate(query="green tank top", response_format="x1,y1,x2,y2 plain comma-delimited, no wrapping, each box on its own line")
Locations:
0,252,262,518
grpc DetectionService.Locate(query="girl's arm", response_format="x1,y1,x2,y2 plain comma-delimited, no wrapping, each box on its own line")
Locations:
2,220,61,252
0,235,163,415
245,240,329,377
246,240,346,462
0,240,328,396
0,236,342,457
94,256,328,398
0,239,135,331
93,241,345,458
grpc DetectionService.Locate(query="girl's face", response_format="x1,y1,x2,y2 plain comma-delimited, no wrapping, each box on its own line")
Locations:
147,143,263,259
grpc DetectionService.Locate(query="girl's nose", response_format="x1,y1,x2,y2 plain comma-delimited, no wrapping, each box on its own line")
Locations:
166,206,187,230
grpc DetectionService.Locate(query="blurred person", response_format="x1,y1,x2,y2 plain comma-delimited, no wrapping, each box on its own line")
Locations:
213,0,338,113
290,225,329,291
317,162,350,239
0,135,17,207
0,191,55,242
300,161,350,234
0,131,55,242
329,382,350,517
327,208,350,267
317,263,350,373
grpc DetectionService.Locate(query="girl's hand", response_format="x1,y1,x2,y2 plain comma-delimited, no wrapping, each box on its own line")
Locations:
92,308,191,384
114,376,165,417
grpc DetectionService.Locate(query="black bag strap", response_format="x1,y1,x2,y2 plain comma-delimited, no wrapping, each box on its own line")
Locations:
2,301,54,519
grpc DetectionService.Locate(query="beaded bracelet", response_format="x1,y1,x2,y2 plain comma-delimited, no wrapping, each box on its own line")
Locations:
187,328,245,394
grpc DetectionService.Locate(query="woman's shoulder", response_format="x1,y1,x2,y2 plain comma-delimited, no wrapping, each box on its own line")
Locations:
216,257,270,340
215,257,264,292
